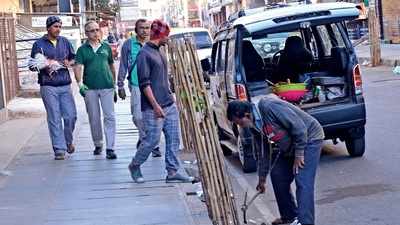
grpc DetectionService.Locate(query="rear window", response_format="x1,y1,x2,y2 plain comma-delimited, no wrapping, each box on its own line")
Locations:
316,23,347,57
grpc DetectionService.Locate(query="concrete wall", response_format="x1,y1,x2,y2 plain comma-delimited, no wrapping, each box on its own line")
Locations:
0,0,20,13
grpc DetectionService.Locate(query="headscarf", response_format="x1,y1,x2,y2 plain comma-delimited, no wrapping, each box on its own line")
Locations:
150,20,170,40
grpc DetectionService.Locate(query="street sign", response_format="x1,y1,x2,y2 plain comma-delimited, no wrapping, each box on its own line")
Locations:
31,16,73,28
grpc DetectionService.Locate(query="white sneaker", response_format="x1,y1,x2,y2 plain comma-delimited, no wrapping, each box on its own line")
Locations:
289,219,301,225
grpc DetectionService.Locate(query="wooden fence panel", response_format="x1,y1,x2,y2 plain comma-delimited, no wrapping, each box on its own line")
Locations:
0,13,19,104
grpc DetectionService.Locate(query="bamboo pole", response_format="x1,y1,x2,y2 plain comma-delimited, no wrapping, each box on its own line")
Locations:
168,38,239,225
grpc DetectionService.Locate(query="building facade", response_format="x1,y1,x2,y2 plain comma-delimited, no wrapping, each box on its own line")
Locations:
380,0,400,43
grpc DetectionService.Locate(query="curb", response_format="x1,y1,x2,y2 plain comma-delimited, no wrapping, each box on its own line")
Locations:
358,57,400,67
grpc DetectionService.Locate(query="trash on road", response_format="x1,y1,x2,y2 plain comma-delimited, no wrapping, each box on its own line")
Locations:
393,66,400,75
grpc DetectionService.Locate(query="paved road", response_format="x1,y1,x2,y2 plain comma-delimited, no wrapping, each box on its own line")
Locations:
225,66,400,225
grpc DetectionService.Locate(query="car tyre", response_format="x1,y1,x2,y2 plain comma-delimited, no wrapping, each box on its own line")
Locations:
238,127,257,173
345,135,365,157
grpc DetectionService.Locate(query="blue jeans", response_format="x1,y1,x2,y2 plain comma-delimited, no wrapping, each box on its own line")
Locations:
132,103,180,173
270,140,323,225
40,85,77,152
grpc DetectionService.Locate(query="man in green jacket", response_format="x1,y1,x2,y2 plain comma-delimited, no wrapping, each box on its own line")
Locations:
73,21,117,159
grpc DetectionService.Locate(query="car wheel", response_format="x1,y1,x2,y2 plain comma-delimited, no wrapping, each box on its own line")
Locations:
345,135,365,157
238,127,257,173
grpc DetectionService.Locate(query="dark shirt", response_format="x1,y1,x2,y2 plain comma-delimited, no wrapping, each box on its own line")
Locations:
137,42,174,111
30,35,75,87
257,95,324,177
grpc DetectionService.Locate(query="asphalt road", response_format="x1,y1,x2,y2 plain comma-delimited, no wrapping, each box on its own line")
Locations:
225,66,400,225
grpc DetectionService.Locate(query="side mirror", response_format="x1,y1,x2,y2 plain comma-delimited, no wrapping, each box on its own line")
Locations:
200,58,211,74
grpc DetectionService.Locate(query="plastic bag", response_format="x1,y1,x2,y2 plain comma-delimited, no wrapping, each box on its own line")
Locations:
393,66,400,75
27,53,65,75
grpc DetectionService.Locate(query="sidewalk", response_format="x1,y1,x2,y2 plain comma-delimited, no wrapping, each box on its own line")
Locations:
0,95,210,225
355,44,400,67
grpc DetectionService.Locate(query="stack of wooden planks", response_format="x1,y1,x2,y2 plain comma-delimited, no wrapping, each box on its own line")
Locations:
167,38,240,225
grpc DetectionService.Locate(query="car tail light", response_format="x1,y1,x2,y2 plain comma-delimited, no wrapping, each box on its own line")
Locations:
235,84,248,101
353,64,363,95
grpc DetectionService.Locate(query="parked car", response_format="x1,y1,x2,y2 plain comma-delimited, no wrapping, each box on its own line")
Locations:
202,3,367,172
170,28,213,82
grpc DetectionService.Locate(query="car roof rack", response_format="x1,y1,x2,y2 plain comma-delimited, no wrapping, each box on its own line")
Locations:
227,0,312,23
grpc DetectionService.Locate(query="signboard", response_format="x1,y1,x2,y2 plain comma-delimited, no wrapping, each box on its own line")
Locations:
120,0,139,7
32,16,73,28
120,7,141,21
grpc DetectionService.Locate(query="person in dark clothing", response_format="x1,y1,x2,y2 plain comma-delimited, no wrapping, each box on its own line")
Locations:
30,16,77,160
107,32,116,43
227,94,324,225
128,20,193,184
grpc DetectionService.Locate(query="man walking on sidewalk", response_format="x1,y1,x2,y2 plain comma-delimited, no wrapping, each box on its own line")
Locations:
227,95,324,225
128,20,193,183
73,21,117,160
30,16,77,160
117,19,161,157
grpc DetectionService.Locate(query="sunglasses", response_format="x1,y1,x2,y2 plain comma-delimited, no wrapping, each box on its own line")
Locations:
86,28,100,33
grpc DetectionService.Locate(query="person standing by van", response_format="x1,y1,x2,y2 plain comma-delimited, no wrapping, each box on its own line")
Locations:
74,21,117,160
30,16,77,160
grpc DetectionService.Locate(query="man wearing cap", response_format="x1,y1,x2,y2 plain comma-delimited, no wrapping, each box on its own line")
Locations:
117,19,161,157
73,21,117,160
30,16,77,160
128,20,193,183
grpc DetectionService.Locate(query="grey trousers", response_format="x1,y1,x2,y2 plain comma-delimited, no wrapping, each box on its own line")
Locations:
129,85,145,142
84,89,116,150
40,85,77,152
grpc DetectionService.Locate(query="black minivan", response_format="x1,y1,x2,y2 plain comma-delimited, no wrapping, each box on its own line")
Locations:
205,3,367,172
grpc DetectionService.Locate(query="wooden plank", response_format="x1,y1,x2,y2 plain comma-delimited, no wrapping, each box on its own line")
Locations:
167,38,240,225
368,7,381,67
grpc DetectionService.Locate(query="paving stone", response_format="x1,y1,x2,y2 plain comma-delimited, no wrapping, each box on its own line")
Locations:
0,98,209,225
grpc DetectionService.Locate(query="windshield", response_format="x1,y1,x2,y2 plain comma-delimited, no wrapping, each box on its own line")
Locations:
171,31,212,49
245,32,300,58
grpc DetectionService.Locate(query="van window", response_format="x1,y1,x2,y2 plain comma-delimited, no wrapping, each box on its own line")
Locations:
316,24,347,57
216,40,227,74
332,23,346,48
244,31,301,58
226,39,236,97
211,42,218,73
316,26,333,56
226,39,235,75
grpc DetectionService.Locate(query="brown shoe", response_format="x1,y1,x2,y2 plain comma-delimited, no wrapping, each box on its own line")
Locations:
271,218,296,225
67,144,75,154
